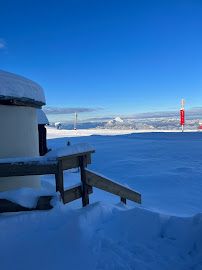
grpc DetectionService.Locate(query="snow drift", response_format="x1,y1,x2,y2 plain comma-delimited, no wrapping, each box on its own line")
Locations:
0,202,201,270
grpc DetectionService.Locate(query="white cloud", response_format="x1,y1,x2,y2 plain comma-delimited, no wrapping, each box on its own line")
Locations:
43,107,103,114
83,107,202,122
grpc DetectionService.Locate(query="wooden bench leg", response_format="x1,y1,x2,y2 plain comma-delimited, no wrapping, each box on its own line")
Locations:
79,156,89,207
55,160,64,203
121,197,126,204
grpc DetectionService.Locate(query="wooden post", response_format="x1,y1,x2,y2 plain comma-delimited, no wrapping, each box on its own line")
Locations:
121,197,126,204
55,160,64,202
79,156,89,207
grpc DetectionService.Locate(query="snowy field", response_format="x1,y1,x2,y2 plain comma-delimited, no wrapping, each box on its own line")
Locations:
47,126,198,139
0,128,202,270
46,128,202,217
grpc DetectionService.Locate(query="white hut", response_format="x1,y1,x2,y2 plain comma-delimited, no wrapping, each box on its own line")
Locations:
0,70,46,192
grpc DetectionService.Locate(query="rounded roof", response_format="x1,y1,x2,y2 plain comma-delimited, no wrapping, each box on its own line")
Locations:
37,109,49,125
0,70,46,106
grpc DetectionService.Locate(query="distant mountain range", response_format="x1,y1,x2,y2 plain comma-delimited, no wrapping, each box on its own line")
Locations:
49,117,200,131
96,117,156,130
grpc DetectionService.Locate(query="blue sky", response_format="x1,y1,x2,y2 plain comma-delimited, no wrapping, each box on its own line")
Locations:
0,0,202,122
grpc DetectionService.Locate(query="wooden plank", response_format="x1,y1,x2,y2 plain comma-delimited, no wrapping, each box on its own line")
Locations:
55,160,64,202
0,152,93,178
0,99,41,109
0,199,32,213
0,162,58,177
35,196,53,210
80,156,90,207
85,169,141,204
63,184,93,204
61,154,92,171
0,196,53,213
61,156,80,171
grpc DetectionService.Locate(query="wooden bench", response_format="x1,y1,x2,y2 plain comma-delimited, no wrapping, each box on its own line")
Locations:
0,145,141,213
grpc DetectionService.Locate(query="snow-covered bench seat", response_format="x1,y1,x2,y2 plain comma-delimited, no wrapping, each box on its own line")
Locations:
0,143,95,212
0,143,95,178
0,142,141,213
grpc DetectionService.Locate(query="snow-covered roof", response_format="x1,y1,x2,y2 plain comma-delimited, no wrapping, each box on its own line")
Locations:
0,70,46,107
37,109,49,125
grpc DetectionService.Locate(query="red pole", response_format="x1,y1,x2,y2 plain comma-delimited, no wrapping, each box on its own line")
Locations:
180,109,185,125
180,109,185,132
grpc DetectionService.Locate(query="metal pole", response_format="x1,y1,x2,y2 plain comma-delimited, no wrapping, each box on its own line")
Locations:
74,112,77,130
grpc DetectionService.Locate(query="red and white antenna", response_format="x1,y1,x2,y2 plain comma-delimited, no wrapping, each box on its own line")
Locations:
74,112,77,130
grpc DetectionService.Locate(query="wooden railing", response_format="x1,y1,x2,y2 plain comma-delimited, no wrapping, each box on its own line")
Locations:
0,147,141,213
85,169,141,204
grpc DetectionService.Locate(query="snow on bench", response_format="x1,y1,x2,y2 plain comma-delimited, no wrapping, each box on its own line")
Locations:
45,143,95,160
0,143,95,164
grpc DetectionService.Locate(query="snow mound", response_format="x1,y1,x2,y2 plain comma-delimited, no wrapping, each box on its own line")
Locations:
37,109,49,125
0,202,201,270
0,70,46,106
0,187,57,208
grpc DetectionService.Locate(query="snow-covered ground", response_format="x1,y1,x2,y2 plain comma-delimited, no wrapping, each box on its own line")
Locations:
0,128,202,270
47,126,198,139
46,128,202,216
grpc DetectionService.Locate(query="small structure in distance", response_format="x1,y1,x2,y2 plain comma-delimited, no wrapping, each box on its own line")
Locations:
55,122,62,129
74,112,77,130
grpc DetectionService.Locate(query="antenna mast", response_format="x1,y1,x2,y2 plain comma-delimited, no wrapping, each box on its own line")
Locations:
74,112,77,130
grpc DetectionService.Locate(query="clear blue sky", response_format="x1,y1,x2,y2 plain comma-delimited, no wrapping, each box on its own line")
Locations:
0,0,202,120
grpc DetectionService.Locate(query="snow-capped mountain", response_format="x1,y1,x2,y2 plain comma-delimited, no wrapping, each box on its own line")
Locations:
97,117,156,130
145,118,199,130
